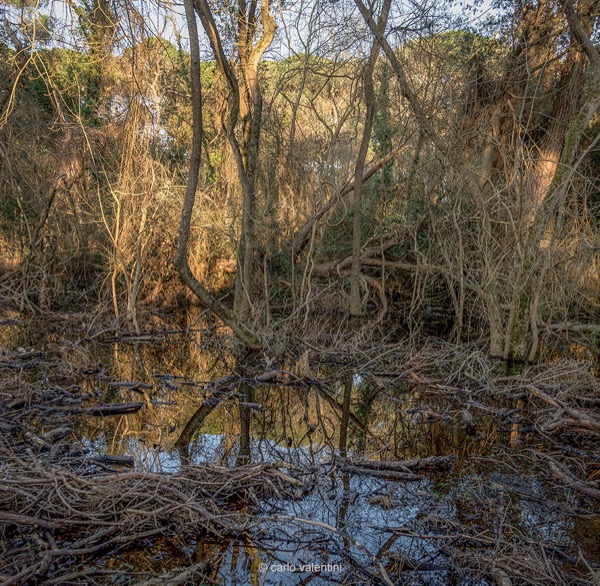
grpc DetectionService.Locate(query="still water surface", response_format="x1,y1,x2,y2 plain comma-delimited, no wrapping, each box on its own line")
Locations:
3,320,598,584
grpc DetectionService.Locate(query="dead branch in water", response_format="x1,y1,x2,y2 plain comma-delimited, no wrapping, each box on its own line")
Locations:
0,445,302,584
342,454,455,472
533,451,600,500
1,340,599,585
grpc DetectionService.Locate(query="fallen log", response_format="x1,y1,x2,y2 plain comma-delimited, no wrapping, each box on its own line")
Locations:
88,454,135,467
343,454,455,472
41,427,71,443
0,512,63,529
84,402,144,416
535,452,600,500
339,462,422,481
27,401,145,416
526,385,600,432
109,381,153,390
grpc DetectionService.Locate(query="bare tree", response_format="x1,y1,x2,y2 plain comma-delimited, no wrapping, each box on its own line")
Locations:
173,0,262,350
350,0,390,316
193,0,277,321
354,0,600,361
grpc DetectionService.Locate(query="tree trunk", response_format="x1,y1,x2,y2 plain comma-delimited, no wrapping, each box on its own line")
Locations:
174,0,262,351
504,1,600,361
350,0,389,316
194,0,276,322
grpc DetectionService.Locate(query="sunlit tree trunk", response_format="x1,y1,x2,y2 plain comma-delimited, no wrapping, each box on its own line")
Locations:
504,0,599,361
174,0,262,351
193,0,276,322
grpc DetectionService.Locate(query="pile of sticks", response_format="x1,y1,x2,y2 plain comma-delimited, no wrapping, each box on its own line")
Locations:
0,446,301,584
0,348,304,585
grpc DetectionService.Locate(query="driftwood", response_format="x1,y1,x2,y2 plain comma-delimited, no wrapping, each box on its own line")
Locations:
343,454,455,472
526,385,600,433
22,431,135,470
109,381,153,390
337,454,455,481
338,462,422,481
41,427,71,443
82,401,144,416
534,451,600,500
0,445,303,585
88,454,135,467
24,400,145,417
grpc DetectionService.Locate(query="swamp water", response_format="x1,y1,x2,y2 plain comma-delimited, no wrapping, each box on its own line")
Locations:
2,321,599,585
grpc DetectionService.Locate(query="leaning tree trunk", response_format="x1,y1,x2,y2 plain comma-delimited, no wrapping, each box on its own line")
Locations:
350,0,390,316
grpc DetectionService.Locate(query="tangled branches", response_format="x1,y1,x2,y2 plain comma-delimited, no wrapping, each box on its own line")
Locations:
0,449,300,584
0,347,303,585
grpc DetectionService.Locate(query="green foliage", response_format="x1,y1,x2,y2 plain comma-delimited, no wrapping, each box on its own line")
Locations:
200,61,218,88
430,30,502,66
40,48,102,124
